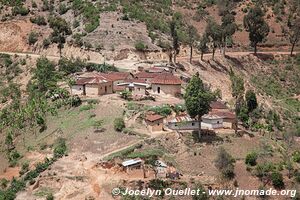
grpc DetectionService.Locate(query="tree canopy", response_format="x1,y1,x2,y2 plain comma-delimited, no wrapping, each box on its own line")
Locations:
244,5,269,54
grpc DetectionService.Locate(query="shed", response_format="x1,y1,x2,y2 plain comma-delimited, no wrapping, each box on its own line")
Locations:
122,158,142,172
145,114,164,132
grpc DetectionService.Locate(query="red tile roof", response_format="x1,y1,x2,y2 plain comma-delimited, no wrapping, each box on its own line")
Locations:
105,72,132,81
151,73,182,85
135,71,161,79
75,76,111,85
145,114,164,122
210,111,235,119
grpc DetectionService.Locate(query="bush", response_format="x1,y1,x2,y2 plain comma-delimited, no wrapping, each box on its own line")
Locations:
292,151,300,163
58,3,69,15
271,171,284,189
294,171,300,183
120,90,132,100
43,38,51,48
28,32,38,45
245,152,258,166
135,41,147,51
53,138,67,158
148,105,172,117
114,117,125,132
12,6,29,16
46,193,54,200
30,16,47,26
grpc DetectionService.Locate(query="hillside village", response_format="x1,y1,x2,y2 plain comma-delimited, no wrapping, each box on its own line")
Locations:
0,0,299,200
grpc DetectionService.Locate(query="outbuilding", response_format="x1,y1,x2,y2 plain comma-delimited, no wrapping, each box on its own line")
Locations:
151,73,182,96
145,114,164,132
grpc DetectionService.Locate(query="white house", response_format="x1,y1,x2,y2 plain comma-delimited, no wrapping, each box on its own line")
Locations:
202,114,224,129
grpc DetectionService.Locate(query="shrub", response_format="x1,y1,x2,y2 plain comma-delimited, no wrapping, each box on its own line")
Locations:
192,182,208,200
28,32,38,45
12,6,29,16
245,152,258,166
148,105,172,117
46,193,54,200
255,162,275,180
43,38,51,48
53,138,67,158
58,3,69,15
30,16,47,26
120,90,132,100
135,41,147,51
271,171,284,189
292,151,300,163
114,117,125,132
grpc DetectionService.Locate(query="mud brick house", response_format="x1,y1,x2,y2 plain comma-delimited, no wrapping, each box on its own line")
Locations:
145,114,164,132
134,71,161,83
209,101,236,129
105,72,134,91
72,73,113,96
151,73,182,96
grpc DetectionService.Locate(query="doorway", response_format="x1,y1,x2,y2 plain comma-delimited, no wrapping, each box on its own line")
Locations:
105,86,107,93
157,86,161,94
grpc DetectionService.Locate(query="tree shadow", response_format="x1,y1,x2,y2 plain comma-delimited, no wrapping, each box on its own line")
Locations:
225,55,245,70
191,60,207,70
255,53,274,61
192,130,224,144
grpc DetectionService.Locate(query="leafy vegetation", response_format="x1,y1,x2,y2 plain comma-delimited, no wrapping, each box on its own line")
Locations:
114,117,125,132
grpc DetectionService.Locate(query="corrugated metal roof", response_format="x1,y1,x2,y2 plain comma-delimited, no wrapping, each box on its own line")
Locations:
122,159,142,167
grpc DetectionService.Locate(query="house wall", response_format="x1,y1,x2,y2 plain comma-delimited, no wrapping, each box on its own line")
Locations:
146,119,163,132
85,84,99,95
98,82,113,95
202,118,223,129
152,84,181,96
132,86,146,95
71,85,84,95
168,119,223,130
168,121,199,130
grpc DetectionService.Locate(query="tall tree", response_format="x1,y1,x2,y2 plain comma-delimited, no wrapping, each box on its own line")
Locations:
184,73,215,140
243,6,269,55
288,17,300,56
49,16,72,57
197,34,209,61
170,20,180,63
221,13,237,55
31,57,57,94
187,25,198,63
205,19,222,60
229,69,245,135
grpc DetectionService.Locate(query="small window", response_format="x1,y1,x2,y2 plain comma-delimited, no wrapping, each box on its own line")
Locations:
138,88,140,91
192,123,195,126
79,88,82,90
217,121,219,124
157,123,160,126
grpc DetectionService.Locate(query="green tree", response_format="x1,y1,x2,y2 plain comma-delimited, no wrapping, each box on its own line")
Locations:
197,34,209,61
187,25,198,63
205,19,222,60
31,57,57,94
243,5,270,55
170,20,180,63
184,73,215,140
49,16,72,57
229,69,244,135
288,17,300,56
245,90,258,113
221,13,237,55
